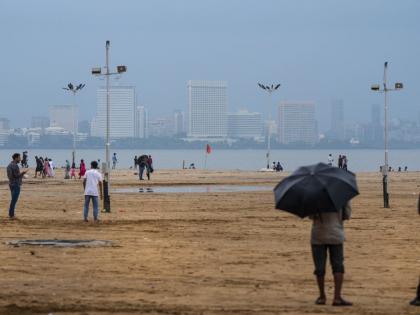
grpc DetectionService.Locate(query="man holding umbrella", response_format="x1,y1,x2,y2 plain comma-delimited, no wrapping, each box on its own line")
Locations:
274,162,358,306
311,202,352,306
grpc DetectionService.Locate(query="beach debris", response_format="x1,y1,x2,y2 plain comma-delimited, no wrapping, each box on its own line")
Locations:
6,239,114,248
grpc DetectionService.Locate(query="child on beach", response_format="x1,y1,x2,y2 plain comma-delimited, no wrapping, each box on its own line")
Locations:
70,162,76,179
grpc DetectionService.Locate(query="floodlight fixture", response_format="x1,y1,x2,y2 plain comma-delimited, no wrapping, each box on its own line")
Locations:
117,65,127,73
92,67,102,75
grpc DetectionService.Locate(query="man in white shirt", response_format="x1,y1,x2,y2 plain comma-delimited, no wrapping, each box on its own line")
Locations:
82,161,103,222
327,154,334,166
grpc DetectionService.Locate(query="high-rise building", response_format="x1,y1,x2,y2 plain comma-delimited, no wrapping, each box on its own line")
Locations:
188,80,228,139
148,118,174,137
78,120,91,135
91,86,136,139
371,104,381,125
277,102,318,144
330,99,345,141
173,110,185,135
228,110,263,139
49,105,78,133
370,104,382,143
31,116,50,130
134,106,148,139
0,118,10,146
0,118,10,130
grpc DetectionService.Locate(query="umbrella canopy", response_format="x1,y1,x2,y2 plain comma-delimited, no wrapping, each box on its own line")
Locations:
274,163,359,218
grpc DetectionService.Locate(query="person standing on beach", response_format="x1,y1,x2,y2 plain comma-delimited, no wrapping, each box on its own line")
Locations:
338,155,343,168
79,159,86,179
21,151,28,168
409,196,420,306
138,155,150,180
342,156,348,171
328,154,334,166
147,155,153,174
82,161,103,223
7,153,28,220
112,153,118,169
311,203,352,306
34,156,43,178
70,162,76,179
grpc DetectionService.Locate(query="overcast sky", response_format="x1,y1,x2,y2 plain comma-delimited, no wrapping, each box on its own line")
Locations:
1,0,419,131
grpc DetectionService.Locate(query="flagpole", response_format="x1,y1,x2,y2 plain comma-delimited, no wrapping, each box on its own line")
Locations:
204,152,208,170
204,143,211,169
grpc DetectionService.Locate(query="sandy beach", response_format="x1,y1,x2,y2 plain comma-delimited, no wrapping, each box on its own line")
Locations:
0,168,419,314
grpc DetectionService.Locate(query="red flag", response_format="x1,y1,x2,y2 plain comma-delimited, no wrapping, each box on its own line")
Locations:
206,144,212,154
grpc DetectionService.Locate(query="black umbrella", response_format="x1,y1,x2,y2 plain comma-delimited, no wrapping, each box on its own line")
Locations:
274,163,359,218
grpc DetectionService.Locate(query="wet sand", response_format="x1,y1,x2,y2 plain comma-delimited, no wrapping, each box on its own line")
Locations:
0,168,419,314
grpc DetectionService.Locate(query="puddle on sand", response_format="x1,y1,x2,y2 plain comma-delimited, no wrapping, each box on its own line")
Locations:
7,240,113,248
114,185,273,194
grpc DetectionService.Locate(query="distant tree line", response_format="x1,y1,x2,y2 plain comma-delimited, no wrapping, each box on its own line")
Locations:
2,135,420,150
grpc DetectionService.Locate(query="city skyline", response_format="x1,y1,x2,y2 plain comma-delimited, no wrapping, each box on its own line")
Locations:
1,1,419,131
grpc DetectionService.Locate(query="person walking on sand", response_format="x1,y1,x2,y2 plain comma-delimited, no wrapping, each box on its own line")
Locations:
79,159,86,179
48,159,55,177
409,196,420,306
82,161,103,223
64,160,70,179
43,157,50,178
112,153,118,169
7,153,28,220
311,202,353,306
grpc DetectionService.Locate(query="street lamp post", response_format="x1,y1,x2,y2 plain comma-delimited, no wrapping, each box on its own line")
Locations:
62,83,85,165
91,40,127,212
371,61,403,208
258,83,281,169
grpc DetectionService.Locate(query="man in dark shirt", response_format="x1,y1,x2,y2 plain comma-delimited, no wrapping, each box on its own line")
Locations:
6,153,28,219
410,195,420,306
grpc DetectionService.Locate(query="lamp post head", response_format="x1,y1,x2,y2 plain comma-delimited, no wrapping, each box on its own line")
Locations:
76,83,85,91
258,83,266,90
371,84,380,91
394,82,403,90
117,65,127,73
91,67,102,75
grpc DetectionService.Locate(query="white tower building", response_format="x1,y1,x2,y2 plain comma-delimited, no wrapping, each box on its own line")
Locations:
228,110,263,139
91,86,136,138
277,101,318,145
135,106,149,139
187,80,228,139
